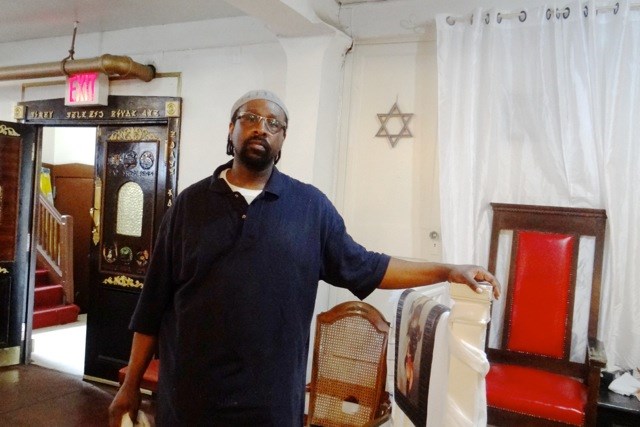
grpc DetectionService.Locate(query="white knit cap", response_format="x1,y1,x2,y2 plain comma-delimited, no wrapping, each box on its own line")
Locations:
230,89,288,121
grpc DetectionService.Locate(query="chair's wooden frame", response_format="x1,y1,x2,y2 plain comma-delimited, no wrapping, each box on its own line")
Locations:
486,203,607,426
307,301,391,427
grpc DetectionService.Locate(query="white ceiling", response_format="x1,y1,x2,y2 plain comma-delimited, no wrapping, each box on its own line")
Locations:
0,0,550,45
0,0,245,44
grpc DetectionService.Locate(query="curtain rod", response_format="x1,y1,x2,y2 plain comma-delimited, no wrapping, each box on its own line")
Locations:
446,2,640,25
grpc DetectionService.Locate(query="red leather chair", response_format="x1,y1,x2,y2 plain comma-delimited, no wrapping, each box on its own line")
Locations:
118,358,159,393
485,203,607,427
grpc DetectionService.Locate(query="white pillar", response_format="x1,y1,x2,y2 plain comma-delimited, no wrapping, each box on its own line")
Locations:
446,283,493,427
277,32,351,193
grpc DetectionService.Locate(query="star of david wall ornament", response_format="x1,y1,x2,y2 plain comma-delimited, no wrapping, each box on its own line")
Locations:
376,102,414,147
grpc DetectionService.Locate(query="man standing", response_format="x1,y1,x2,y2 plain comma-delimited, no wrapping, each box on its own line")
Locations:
109,90,499,426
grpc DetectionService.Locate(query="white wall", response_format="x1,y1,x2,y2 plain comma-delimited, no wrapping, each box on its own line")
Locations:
40,127,96,165
0,17,345,194
0,8,443,366
333,38,442,320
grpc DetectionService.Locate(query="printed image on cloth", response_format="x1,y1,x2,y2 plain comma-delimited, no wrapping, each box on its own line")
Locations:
395,289,449,426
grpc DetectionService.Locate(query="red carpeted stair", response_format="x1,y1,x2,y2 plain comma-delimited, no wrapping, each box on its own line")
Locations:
33,268,80,329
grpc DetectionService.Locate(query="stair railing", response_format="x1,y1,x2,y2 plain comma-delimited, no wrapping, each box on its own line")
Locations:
36,194,74,304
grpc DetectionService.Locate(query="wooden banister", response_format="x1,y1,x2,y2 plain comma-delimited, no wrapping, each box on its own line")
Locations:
36,194,74,304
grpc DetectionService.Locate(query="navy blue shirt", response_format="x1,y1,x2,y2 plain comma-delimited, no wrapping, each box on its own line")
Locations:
130,161,390,426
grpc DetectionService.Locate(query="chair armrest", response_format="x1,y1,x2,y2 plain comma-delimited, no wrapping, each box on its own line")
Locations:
588,337,607,368
586,337,606,425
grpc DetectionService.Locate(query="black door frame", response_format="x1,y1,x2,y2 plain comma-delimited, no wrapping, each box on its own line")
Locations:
0,121,38,366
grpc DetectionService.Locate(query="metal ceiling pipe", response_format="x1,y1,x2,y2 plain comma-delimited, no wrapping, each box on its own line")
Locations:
0,54,156,82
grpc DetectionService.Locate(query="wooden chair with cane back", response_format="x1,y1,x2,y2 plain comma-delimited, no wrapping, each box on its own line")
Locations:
485,203,607,426
306,301,391,427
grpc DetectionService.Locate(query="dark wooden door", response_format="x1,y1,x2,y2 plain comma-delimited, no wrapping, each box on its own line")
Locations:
0,121,37,363
50,164,95,312
84,124,174,382
16,96,181,381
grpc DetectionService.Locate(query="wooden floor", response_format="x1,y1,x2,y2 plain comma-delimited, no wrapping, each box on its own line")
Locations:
0,364,155,426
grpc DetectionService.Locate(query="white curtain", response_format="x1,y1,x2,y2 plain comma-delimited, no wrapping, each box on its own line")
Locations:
437,0,640,370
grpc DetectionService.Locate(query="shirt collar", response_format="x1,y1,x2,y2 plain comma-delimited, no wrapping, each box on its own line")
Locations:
209,159,284,198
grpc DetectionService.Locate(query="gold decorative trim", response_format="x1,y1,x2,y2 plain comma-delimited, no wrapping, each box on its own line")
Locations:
0,124,20,137
167,189,174,207
103,275,144,289
0,267,8,275
165,101,180,118
107,128,160,142
90,177,102,246
168,131,176,176
13,105,26,120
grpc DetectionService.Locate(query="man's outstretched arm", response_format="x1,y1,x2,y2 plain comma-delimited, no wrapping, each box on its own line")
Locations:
379,257,501,299
108,332,157,427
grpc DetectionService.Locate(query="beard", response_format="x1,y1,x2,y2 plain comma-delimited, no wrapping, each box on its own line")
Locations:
236,137,276,171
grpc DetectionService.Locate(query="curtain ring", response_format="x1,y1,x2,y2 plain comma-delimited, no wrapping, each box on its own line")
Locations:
614,2,619,14
470,14,474,25
485,12,490,24
556,8,561,19
546,8,553,20
497,13,502,23
583,5,588,17
519,11,527,22
563,7,570,19
446,16,456,26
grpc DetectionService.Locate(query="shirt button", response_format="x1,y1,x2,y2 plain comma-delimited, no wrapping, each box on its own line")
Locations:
235,194,239,198
242,214,247,219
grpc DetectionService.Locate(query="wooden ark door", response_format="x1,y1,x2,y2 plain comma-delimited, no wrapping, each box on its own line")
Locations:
0,121,37,365
17,96,180,382
84,123,177,382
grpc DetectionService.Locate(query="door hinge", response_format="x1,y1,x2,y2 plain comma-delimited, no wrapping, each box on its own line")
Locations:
25,233,31,252
22,323,26,341
31,141,35,161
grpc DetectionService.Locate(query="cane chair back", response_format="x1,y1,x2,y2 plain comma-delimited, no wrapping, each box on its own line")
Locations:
307,301,390,427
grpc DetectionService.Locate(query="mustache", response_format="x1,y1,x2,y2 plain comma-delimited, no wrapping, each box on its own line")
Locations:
243,137,270,150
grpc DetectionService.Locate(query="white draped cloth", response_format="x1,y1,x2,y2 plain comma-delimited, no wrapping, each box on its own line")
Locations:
389,285,490,427
437,0,640,370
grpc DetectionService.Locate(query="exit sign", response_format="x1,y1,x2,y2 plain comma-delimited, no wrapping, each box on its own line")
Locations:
65,72,109,106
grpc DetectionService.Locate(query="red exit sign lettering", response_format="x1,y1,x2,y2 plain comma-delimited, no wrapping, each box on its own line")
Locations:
65,72,109,106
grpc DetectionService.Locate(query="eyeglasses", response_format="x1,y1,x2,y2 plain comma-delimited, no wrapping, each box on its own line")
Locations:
236,112,287,134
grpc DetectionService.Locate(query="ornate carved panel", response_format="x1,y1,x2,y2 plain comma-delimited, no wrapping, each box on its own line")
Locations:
99,130,159,279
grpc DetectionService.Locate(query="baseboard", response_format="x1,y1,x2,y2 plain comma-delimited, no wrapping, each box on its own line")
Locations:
0,346,21,367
